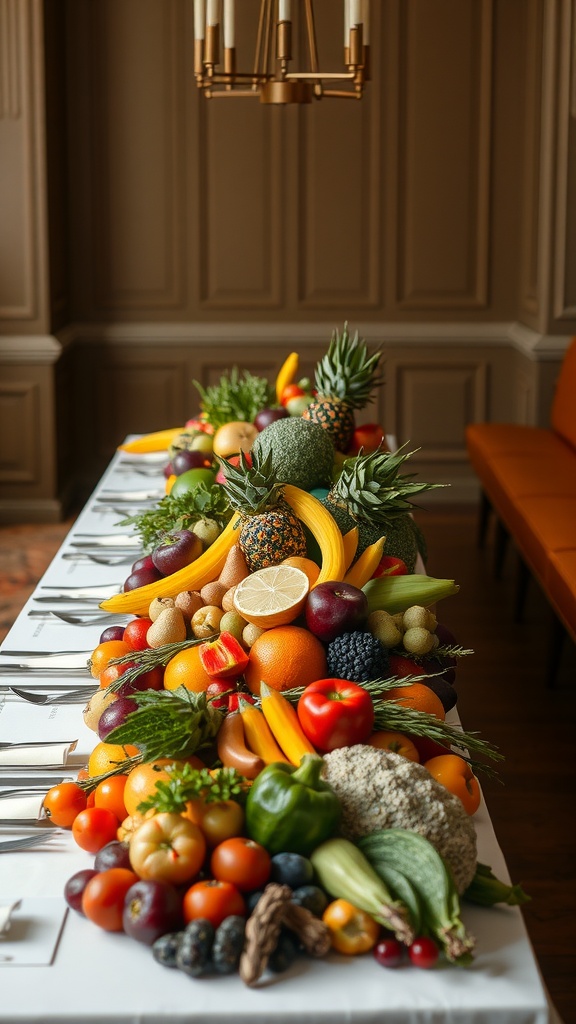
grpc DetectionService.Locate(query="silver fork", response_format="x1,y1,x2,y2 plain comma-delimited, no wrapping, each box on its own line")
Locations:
8,686,96,705
0,832,58,853
61,553,135,566
27,610,127,626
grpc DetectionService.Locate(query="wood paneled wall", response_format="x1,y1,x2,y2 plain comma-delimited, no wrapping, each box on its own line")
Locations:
1,0,575,521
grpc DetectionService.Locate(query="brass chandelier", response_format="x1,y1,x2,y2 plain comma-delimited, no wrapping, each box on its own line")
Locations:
193,1,370,104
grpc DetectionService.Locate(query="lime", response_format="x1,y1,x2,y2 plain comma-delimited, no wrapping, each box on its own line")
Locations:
170,468,216,496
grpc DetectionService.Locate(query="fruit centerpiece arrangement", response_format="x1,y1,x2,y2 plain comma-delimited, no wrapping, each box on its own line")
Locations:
47,325,529,987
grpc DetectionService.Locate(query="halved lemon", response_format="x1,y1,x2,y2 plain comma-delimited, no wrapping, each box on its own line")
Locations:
233,565,310,629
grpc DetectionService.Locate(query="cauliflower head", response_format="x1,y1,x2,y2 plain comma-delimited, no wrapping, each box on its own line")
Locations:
322,745,477,894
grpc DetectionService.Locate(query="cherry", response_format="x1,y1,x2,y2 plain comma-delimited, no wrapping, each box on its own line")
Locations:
408,936,439,969
373,938,404,968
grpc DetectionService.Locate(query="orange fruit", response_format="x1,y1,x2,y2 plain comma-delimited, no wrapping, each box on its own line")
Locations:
123,760,175,817
368,730,420,762
384,682,446,721
165,473,176,494
88,640,132,679
233,565,310,628
87,741,141,779
163,645,213,692
281,556,320,588
244,625,328,696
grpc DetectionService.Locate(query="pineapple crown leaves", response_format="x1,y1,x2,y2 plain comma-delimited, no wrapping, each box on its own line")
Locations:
314,322,385,409
192,367,275,431
215,449,285,517
328,443,447,524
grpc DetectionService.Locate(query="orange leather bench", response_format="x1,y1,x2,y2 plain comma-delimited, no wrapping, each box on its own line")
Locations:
465,337,576,682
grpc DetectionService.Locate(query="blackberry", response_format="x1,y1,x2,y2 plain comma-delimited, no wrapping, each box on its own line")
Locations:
326,630,389,683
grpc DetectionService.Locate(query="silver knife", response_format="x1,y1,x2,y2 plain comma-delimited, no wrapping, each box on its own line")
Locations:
34,584,121,601
70,534,140,547
97,490,163,502
0,651,92,665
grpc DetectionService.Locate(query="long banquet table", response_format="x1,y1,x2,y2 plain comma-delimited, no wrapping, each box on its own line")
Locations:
0,445,563,1023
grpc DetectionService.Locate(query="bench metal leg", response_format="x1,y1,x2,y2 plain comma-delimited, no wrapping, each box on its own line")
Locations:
477,490,492,549
545,611,566,688
493,518,509,579
513,555,530,622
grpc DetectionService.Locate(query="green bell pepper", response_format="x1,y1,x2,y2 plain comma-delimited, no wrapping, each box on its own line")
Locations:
245,753,341,856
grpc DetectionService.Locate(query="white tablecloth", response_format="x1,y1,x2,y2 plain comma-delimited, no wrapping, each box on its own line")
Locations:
0,445,562,1023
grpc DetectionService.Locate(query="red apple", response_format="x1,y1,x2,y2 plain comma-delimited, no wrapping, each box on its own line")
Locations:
305,581,368,643
348,422,387,456
254,407,289,431
123,565,164,592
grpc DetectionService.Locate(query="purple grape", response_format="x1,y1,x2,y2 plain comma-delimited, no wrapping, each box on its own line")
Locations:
64,869,99,914
123,566,164,592
99,625,126,644
97,696,139,740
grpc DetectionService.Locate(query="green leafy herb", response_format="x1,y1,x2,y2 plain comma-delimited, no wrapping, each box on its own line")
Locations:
193,367,275,430
117,485,233,553
105,637,213,692
106,688,223,762
137,763,248,815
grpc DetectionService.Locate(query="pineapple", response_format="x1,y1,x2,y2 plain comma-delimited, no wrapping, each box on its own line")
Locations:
217,450,307,571
322,445,444,570
302,323,384,452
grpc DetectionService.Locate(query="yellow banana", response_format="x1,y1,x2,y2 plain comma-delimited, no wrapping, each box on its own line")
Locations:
99,513,241,617
283,484,346,586
344,535,386,589
118,428,185,454
275,352,299,404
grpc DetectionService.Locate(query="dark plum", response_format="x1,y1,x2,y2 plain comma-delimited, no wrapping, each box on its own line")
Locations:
131,554,156,573
94,840,132,872
99,625,126,644
290,885,329,918
123,879,184,946
152,931,183,968
123,565,164,592
97,696,139,740
64,869,99,914
253,407,289,432
172,449,211,475
270,852,314,889
420,675,458,713
151,530,202,576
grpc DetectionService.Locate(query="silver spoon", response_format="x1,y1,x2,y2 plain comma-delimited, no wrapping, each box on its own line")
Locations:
8,686,96,705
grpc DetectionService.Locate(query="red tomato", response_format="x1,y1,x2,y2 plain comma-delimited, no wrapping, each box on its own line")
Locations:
94,774,129,823
183,879,246,928
279,383,306,406
81,867,139,931
43,782,87,828
210,837,271,892
72,806,120,853
297,678,375,752
123,617,153,651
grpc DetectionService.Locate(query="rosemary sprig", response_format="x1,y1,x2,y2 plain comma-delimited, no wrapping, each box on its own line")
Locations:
106,636,216,692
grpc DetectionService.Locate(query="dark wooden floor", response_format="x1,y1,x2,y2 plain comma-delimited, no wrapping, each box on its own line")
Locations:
1,504,574,1021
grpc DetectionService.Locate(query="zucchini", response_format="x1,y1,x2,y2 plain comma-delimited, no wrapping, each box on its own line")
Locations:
358,829,475,964
310,837,414,945
463,862,530,907
367,861,423,935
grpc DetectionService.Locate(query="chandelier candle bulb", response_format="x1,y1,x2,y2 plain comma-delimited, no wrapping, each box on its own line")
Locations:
279,0,291,21
224,0,235,49
194,0,205,39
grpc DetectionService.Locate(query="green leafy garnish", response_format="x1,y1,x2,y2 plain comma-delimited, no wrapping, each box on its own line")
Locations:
137,763,248,815
193,367,275,430
106,688,223,762
117,484,233,553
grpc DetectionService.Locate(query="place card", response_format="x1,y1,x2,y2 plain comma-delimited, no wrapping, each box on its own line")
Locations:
0,742,77,768
0,897,68,966
0,792,45,822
